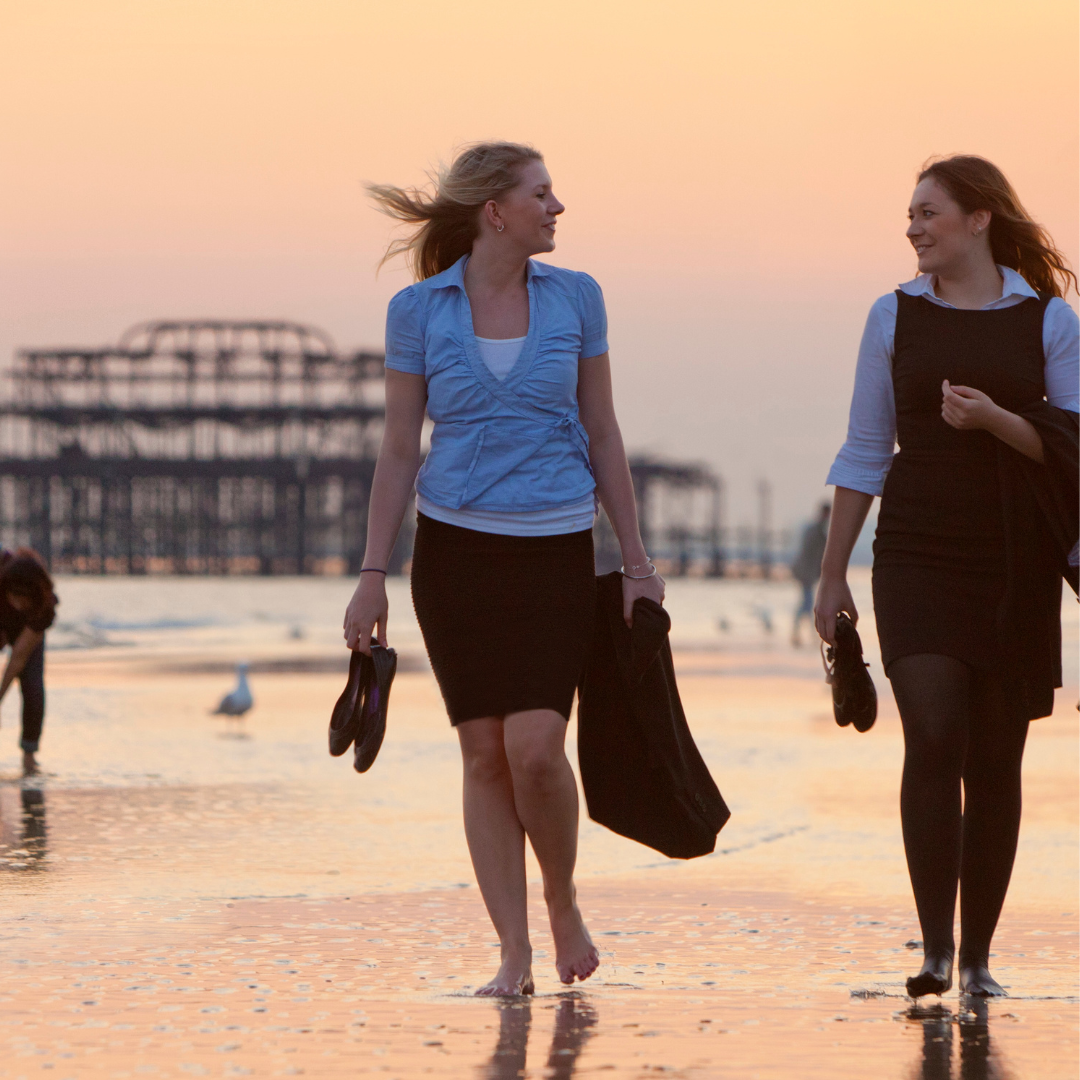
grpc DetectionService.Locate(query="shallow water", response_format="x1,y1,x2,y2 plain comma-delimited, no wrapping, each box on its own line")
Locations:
0,572,1076,1078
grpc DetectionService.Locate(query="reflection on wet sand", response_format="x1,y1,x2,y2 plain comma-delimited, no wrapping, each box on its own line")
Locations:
907,998,1013,1080
0,785,47,871
479,996,597,1080
479,999,530,1080
0,575,1073,1078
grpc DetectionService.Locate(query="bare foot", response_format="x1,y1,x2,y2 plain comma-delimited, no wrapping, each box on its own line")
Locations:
906,952,953,998
548,894,600,985
475,949,534,998
959,963,1006,997
22,751,38,777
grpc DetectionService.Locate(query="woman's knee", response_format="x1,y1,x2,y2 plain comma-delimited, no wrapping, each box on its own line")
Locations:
462,748,512,786
892,659,970,777
963,741,1025,809
503,712,569,787
958,690,1027,799
458,719,512,785
903,728,966,778
507,745,564,788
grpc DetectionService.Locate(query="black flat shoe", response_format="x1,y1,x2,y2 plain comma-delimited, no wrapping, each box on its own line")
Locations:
354,644,397,773
823,611,877,732
328,649,371,756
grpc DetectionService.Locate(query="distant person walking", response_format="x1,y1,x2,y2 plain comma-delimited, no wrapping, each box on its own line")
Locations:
342,142,663,996
0,549,58,775
817,156,1078,998
790,502,830,646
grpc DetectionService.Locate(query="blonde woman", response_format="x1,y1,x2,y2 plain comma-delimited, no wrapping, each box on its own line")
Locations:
343,142,663,996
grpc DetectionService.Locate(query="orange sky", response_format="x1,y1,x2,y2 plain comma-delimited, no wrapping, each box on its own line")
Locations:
1,0,1076,527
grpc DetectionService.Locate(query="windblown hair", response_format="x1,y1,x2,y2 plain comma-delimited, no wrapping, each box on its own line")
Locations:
919,155,1076,299
367,142,544,281
0,548,55,621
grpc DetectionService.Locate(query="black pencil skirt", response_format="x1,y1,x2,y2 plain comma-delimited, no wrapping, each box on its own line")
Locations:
410,513,596,726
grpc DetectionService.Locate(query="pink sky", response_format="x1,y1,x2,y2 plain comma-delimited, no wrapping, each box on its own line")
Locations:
2,0,1076,528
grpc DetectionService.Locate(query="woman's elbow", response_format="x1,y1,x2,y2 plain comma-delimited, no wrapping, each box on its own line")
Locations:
378,446,421,476
583,418,622,453
379,425,423,464
15,628,43,654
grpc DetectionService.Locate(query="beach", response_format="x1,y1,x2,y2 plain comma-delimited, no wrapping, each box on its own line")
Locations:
0,570,1076,1078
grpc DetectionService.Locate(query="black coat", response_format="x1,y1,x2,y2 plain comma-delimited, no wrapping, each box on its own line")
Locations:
577,572,730,859
994,403,1079,719
1018,403,1079,595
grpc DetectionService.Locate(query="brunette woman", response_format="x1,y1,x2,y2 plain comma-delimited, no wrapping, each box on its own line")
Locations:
0,549,59,775
343,142,663,996
817,156,1078,998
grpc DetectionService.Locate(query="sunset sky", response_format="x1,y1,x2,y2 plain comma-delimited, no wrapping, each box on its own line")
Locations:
2,0,1077,530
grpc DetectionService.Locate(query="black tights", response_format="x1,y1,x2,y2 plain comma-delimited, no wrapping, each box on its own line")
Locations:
889,654,1029,970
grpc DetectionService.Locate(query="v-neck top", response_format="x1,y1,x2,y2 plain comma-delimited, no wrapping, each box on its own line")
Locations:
384,255,609,513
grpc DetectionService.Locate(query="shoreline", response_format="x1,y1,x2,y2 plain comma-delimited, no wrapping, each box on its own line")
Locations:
0,574,1076,1077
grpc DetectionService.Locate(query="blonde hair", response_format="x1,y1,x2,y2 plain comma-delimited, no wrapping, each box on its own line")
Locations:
367,142,543,281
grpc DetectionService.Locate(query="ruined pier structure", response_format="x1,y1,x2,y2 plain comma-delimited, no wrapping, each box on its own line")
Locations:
0,320,779,576
0,321,386,574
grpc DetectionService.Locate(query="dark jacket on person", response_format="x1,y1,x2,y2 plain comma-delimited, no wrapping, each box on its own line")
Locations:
994,403,1079,720
577,571,730,859
791,520,828,587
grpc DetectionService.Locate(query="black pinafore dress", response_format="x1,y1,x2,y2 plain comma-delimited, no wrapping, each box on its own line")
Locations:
872,291,1052,694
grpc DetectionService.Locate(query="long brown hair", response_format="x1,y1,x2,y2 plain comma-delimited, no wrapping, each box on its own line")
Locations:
918,155,1076,298
367,142,544,281
0,548,56,620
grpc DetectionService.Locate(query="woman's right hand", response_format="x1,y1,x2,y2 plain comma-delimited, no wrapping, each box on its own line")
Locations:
814,575,857,646
344,574,389,653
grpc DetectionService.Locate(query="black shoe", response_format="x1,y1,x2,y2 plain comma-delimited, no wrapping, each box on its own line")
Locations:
823,612,877,732
328,649,371,756
354,643,397,773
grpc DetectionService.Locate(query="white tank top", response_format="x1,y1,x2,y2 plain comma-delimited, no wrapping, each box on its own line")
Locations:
474,334,525,380
415,334,597,536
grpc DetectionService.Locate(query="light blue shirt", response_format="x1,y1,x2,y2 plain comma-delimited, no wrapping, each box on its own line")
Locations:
385,255,609,512
827,266,1080,496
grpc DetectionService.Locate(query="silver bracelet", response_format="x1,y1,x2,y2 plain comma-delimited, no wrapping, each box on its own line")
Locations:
620,562,657,580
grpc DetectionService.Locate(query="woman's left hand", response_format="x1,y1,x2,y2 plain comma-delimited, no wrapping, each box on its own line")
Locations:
621,568,666,628
941,380,1000,431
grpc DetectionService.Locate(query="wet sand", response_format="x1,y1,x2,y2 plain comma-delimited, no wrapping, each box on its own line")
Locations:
1,573,1076,1078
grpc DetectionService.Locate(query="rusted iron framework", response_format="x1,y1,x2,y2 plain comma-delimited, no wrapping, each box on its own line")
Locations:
0,319,783,578
0,321,391,574
594,456,727,577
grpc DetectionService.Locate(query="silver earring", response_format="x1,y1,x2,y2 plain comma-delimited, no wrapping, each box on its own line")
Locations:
497,224,504,233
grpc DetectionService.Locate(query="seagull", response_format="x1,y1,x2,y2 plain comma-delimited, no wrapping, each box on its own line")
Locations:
213,662,253,716
750,604,774,635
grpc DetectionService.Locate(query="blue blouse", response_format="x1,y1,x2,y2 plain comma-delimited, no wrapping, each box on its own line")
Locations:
384,255,609,512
